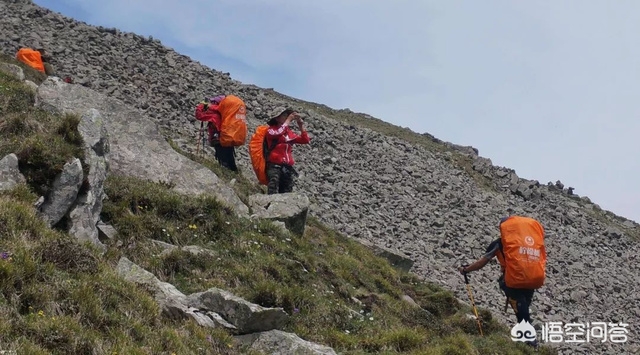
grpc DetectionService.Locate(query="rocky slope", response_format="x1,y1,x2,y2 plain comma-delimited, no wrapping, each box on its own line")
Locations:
1,1,638,353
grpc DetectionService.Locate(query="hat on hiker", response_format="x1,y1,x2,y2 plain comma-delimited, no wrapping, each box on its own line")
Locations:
267,106,293,126
209,95,226,104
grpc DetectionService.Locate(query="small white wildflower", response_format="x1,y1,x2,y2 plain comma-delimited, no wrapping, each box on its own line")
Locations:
369,317,374,321
345,330,350,334
162,228,166,232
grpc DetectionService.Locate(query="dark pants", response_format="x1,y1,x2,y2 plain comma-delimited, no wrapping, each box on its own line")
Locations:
499,279,535,323
211,142,238,172
267,163,295,194
499,277,538,347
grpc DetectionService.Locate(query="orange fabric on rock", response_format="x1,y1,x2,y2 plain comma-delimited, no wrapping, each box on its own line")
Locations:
217,95,247,147
499,216,547,289
16,48,45,73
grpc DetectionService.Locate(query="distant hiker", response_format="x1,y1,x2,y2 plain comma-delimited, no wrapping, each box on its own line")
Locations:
458,215,547,348
16,47,45,73
16,47,55,75
263,107,310,194
195,95,248,171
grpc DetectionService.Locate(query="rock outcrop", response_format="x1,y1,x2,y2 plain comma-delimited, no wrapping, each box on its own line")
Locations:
115,257,329,352
35,77,249,216
67,108,109,252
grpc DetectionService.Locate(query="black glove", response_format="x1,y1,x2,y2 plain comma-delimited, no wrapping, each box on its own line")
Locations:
459,264,469,275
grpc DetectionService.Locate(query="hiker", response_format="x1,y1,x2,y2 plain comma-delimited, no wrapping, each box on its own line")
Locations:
458,215,546,348
16,47,55,75
195,95,238,171
264,107,310,194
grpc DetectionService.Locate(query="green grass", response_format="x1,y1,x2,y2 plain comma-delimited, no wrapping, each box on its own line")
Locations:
100,175,555,355
0,191,247,354
0,54,556,354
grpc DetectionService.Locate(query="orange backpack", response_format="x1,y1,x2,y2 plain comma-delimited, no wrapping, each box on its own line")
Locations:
498,216,547,289
16,48,45,73
217,95,247,147
249,126,270,185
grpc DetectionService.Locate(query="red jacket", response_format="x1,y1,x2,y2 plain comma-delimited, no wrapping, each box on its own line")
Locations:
195,103,222,142
265,123,310,166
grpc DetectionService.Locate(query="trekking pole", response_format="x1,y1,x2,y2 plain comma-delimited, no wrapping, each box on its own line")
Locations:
463,272,484,336
196,121,204,157
201,124,206,157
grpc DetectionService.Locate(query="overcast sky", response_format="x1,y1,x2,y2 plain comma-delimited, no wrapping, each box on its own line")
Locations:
34,0,640,223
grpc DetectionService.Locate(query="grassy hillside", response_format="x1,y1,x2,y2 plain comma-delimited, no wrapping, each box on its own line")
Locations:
0,56,555,354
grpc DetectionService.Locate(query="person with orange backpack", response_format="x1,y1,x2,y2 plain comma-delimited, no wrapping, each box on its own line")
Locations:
263,107,310,194
194,95,247,171
458,215,546,348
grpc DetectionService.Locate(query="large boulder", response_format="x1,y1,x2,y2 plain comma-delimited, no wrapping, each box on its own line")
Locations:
0,153,26,191
187,287,289,334
38,157,83,227
249,193,310,236
67,109,109,253
36,77,249,217
236,330,337,355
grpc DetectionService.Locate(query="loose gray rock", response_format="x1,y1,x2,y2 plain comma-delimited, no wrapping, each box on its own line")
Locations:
38,157,83,227
0,153,26,191
0,62,24,81
187,287,289,334
236,330,337,355
24,79,38,92
249,193,310,236
96,221,117,242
